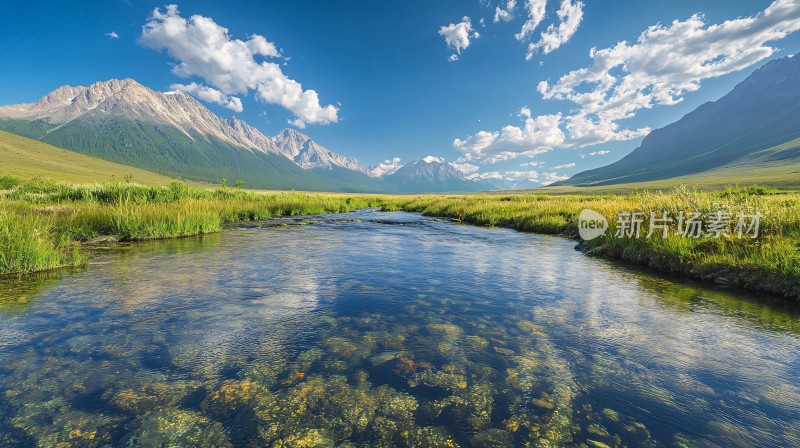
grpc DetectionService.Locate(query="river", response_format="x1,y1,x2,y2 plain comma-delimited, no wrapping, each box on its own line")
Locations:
0,210,798,447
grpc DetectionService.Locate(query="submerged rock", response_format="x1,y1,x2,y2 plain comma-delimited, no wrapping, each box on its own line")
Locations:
407,426,460,447
122,408,232,447
105,382,200,414
256,375,418,446
409,370,468,392
201,378,274,420
470,428,515,448
601,408,619,422
83,235,120,246
395,357,417,375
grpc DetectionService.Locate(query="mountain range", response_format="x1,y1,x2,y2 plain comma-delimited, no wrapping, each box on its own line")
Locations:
557,53,800,187
0,79,485,193
3,52,799,193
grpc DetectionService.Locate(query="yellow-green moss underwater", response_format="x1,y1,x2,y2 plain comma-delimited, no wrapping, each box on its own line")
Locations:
2,176,799,300
389,185,800,300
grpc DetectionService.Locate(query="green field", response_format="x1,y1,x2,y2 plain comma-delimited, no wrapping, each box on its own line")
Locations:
0,130,177,185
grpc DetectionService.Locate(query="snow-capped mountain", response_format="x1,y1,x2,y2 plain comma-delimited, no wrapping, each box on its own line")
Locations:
0,79,374,174
384,156,485,193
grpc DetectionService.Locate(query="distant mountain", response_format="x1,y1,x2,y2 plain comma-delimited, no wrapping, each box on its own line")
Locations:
272,128,369,173
0,79,282,155
558,53,800,186
270,128,384,191
385,156,486,193
0,79,375,191
0,78,493,193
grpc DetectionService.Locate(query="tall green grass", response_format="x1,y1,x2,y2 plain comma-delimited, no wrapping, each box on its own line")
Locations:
0,204,85,274
0,179,387,275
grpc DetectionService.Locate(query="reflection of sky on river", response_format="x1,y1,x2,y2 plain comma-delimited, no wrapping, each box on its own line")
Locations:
0,210,798,446
301,211,800,445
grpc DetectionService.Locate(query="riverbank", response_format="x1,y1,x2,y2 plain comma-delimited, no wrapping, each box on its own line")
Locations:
389,187,800,300
1,177,798,300
0,177,385,275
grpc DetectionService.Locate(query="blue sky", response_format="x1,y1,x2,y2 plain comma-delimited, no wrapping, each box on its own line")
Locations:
2,0,800,183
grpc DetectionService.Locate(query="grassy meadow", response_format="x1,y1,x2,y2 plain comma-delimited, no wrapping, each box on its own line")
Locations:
0,130,178,185
0,176,385,275
1,175,798,300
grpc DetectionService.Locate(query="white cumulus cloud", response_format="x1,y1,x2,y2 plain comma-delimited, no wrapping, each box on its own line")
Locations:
106,31,119,39
504,170,540,181
139,4,339,128
422,155,447,163
539,0,800,126
440,16,480,60
551,162,575,169
515,0,547,42
369,157,403,177
450,161,480,174
170,82,243,112
525,0,584,59
494,0,517,23
453,0,800,164
541,171,569,185
565,114,650,148
583,150,611,158
453,113,565,163
467,171,504,181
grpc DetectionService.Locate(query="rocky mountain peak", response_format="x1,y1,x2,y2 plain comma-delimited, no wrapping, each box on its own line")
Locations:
271,128,369,173
0,78,369,174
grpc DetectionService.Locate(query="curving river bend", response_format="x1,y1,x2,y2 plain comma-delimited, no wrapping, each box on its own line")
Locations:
0,210,798,447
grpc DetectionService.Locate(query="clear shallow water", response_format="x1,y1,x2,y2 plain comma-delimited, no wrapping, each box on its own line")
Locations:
0,210,798,447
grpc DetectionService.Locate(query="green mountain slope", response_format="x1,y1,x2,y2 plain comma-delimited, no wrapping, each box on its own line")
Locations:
559,53,800,187
0,130,175,185
0,116,370,191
